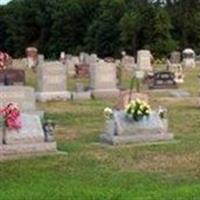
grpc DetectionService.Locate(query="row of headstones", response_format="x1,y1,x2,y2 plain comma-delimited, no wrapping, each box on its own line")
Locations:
64,50,152,75
35,50,153,101
169,49,196,68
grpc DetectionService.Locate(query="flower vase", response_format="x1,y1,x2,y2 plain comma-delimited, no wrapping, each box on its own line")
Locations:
105,119,115,136
2,126,6,144
0,117,4,144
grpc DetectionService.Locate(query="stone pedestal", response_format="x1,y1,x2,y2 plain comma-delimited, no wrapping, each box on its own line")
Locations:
100,111,173,145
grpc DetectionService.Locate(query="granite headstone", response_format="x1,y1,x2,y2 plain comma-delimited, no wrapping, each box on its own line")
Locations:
36,58,70,101
90,60,120,98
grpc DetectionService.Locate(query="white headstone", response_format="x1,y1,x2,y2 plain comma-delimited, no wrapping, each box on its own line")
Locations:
137,50,152,71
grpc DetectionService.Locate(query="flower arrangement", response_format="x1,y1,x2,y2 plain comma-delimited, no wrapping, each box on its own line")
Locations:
0,103,22,129
103,107,113,119
125,99,151,121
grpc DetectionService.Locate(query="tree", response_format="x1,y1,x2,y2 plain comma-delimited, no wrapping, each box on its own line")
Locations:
151,8,176,57
85,0,126,57
120,12,139,54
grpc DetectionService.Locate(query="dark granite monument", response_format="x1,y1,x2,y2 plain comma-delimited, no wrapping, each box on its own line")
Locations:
146,71,177,89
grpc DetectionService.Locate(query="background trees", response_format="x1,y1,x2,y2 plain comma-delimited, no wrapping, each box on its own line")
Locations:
0,0,200,58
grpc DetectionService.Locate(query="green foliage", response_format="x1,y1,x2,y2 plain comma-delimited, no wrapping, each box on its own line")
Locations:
1,0,200,58
120,12,139,53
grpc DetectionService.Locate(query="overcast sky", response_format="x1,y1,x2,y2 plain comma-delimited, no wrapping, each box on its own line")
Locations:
0,0,12,5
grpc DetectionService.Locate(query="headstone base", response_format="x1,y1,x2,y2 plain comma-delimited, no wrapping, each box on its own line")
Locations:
36,91,71,102
100,133,173,145
0,142,57,160
92,89,120,99
71,91,91,100
25,110,44,118
170,90,190,97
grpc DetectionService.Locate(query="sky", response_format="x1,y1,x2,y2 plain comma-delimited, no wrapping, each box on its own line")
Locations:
0,0,12,5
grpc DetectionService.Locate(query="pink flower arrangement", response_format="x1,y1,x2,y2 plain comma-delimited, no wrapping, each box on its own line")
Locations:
0,103,22,129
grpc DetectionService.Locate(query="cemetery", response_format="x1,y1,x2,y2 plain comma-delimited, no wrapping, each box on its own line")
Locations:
0,46,200,199
1,0,200,199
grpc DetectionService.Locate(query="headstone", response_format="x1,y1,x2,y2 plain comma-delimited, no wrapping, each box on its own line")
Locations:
0,113,57,159
89,54,99,64
60,51,66,64
0,86,36,111
182,48,196,68
0,51,12,70
90,60,120,98
147,71,177,89
71,82,91,100
100,111,173,145
66,56,76,76
26,47,38,68
79,52,89,64
174,65,184,83
75,63,90,78
196,55,200,67
121,55,135,69
36,58,70,102
170,51,181,64
0,69,25,85
137,50,152,71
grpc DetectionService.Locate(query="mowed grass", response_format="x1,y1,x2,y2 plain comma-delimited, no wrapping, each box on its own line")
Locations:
1,67,200,199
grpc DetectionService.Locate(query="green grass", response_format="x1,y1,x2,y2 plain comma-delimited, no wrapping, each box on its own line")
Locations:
1,68,200,199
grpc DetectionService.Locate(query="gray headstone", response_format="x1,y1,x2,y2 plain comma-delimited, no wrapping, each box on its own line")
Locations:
101,111,173,145
170,51,181,64
37,61,67,92
5,113,44,145
0,113,57,158
122,55,135,69
36,60,70,101
90,60,119,98
0,86,36,111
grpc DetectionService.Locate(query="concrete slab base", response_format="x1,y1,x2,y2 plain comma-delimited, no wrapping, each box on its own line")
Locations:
35,91,71,102
0,142,57,160
92,89,120,99
100,133,174,145
71,91,91,100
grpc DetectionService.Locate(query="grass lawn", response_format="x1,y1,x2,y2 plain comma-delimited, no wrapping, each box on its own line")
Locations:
1,67,200,199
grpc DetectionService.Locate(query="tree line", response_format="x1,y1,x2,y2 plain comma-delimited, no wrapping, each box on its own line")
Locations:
0,0,200,59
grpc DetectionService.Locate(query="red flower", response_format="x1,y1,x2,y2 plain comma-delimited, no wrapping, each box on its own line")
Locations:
0,103,21,129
